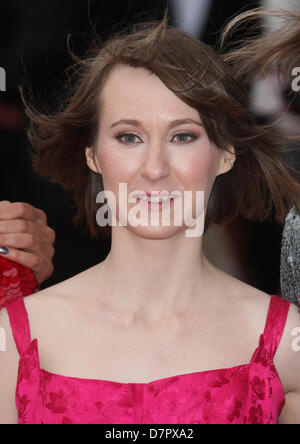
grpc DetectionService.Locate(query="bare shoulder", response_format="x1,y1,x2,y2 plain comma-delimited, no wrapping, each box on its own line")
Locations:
225,274,300,423
214,266,275,331
274,301,300,423
273,300,300,392
23,262,100,311
22,263,101,340
236,280,300,397
22,278,74,326
225,270,300,391
0,264,98,424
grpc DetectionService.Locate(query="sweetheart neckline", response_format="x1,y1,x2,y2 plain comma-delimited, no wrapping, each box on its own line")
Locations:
39,362,252,386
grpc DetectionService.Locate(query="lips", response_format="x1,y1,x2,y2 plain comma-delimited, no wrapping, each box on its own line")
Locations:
131,191,179,199
136,196,176,210
145,191,170,197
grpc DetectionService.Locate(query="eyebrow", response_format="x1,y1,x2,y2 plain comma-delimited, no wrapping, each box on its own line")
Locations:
109,118,203,129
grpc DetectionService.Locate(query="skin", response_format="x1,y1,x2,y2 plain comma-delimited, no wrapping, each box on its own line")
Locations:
0,201,55,284
0,65,299,424
85,65,236,323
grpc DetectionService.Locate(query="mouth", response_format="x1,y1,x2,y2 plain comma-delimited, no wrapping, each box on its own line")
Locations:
136,194,177,210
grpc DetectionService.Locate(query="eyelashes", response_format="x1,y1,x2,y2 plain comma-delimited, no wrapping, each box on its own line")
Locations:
173,133,198,143
116,133,141,144
115,132,199,145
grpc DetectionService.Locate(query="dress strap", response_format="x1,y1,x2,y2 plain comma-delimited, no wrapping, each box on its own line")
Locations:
5,296,32,356
262,294,291,360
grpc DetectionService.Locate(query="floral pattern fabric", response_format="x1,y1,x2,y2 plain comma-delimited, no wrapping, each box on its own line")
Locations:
0,256,39,309
3,294,290,424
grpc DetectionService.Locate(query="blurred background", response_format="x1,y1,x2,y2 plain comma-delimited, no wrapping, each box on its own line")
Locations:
0,0,299,292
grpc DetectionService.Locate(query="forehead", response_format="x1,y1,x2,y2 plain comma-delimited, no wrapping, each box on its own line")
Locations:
99,64,200,122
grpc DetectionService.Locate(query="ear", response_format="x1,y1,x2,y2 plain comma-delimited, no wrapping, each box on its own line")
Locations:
216,146,236,176
85,146,102,174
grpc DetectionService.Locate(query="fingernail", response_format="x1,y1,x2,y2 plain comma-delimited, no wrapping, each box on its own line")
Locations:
0,247,9,255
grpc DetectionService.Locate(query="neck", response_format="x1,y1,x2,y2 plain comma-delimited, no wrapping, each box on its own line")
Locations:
92,227,217,326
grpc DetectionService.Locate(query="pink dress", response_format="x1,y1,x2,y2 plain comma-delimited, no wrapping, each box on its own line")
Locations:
3,294,290,424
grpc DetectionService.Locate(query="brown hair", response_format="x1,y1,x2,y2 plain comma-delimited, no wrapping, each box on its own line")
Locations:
21,8,300,239
221,8,300,84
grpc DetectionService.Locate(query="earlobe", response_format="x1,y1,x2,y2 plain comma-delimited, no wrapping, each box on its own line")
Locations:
217,147,236,176
85,146,101,174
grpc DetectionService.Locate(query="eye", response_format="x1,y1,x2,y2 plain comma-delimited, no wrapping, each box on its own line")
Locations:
172,133,198,143
116,132,142,144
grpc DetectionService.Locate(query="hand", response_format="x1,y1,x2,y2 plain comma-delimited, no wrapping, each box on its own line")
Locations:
0,201,55,285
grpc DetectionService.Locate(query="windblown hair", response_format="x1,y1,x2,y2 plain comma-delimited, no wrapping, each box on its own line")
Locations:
21,8,300,239
221,8,300,83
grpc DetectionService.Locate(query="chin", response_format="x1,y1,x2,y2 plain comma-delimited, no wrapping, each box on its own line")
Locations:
127,224,186,240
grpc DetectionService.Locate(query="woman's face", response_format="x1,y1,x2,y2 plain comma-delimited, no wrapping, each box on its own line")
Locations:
86,64,235,239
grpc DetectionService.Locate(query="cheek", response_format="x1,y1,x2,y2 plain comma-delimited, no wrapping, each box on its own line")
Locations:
174,146,221,214
176,149,219,189
95,145,137,188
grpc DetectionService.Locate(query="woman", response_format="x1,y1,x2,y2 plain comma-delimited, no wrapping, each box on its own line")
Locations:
0,9,300,424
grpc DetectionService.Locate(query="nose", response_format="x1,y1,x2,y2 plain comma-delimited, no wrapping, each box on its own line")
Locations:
140,142,170,182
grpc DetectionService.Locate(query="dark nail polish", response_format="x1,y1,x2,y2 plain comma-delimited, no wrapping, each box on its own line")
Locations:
0,247,9,255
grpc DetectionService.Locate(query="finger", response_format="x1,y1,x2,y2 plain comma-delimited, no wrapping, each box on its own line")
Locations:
0,219,56,245
0,246,54,284
0,202,48,226
0,201,11,205
0,232,55,261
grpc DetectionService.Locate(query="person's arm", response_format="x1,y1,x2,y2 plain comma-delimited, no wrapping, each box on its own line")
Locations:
277,303,300,424
0,307,20,424
0,201,55,285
